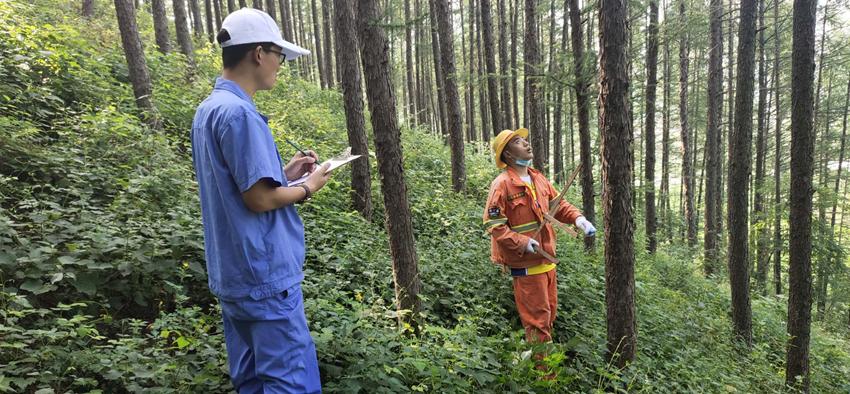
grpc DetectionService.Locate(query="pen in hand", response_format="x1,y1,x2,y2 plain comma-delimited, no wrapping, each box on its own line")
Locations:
284,137,308,157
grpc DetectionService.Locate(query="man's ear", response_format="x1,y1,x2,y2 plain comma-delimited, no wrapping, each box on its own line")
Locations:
251,45,263,65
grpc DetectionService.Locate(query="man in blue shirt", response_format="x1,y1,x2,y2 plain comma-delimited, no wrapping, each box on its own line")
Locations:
191,8,331,393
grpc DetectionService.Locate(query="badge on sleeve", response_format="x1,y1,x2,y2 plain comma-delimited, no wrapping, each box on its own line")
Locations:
488,206,501,218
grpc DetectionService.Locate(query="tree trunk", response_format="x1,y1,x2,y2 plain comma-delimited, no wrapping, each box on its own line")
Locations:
831,79,850,229
723,0,736,238
279,0,292,41
498,0,512,128
190,0,204,39
568,0,595,251
310,0,325,88
174,0,195,65
429,0,447,136
661,2,671,238
481,0,501,135
82,0,95,17
772,0,783,296
510,0,520,128
704,0,723,274
785,0,817,388
113,0,158,129
404,0,416,121
552,0,569,184
678,0,696,247
212,0,223,31
644,0,659,253
227,0,236,14
600,0,636,368
332,0,372,221
265,0,277,23
253,0,262,9
524,0,545,172
728,0,758,347
205,0,215,43
754,0,770,293
415,0,429,126
466,0,476,141
434,0,467,191
477,0,490,142
357,0,422,330
814,75,833,321
321,0,334,88
151,0,171,54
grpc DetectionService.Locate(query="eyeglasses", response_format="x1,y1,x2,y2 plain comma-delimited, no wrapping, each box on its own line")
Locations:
262,47,286,65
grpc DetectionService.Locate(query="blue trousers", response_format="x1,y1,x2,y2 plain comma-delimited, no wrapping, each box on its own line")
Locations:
220,284,322,394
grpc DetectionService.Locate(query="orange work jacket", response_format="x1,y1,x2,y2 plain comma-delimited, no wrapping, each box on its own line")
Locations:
483,167,582,268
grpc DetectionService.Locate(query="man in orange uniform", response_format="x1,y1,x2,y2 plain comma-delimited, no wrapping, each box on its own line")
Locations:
483,128,596,345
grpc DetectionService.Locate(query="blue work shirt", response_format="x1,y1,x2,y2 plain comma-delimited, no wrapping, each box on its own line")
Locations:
191,77,305,301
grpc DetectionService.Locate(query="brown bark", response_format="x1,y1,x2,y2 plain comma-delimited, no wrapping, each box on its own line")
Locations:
704,0,723,274
728,0,758,347
357,0,422,330
772,0,783,296
114,0,158,130
552,0,569,184
310,0,326,88
786,0,817,388
405,0,416,121
568,0,595,251
428,0,447,136
190,0,204,39
600,0,636,368
814,76,833,321
644,0,658,253
333,0,372,221
415,0,429,126
434,0,467,191
321,0,334,88
279,0,292,41
174,0,195,65
205,0,215,43
82,0,95,17
831,79,850,229
525,0,545,173
510,0,519,128
151,0,171,54
754,0,770,294
212,0,223,31
678,0,695,247
661,2,671,237
476,0,490,142
265,0,277,23
466,0,476,141
723,0,736,237
498,0,512,128
481,0,502,134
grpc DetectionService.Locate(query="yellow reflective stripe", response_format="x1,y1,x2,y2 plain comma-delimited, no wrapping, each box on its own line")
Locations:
484,218,508,230
526,263,556,275
510,221,540,233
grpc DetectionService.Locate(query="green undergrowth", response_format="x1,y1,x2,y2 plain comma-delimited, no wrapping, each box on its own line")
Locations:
1,0,849,392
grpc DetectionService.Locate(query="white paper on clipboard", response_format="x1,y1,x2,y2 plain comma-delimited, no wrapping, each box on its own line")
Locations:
288,147,362,186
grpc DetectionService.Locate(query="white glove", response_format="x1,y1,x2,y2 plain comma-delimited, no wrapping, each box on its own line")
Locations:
575,216,597,236
526,238,540,254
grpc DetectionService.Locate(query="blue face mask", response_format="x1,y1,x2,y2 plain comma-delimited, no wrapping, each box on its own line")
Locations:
515,159,532,167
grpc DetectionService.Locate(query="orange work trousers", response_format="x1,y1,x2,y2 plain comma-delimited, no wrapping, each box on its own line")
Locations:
512,269,557,343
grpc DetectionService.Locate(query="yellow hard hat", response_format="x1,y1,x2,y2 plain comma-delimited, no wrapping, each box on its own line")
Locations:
492,128,529,168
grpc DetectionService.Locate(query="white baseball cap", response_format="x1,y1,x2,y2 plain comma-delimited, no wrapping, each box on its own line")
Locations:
220,8,310,61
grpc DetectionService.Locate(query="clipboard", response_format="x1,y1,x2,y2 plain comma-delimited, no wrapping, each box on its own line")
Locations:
288,147,362,186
